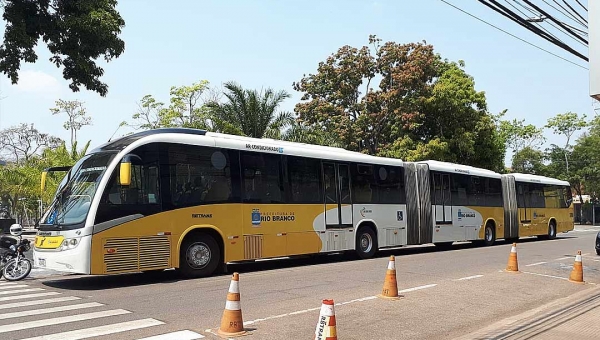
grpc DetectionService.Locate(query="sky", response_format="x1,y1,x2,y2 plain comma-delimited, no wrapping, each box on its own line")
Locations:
0,0,594,166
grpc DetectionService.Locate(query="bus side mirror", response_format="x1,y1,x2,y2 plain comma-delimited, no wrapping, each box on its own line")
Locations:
119,154,142,186
41,171,48,192
120,162,132,186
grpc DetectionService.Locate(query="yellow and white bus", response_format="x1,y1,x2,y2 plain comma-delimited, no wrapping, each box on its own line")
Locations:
33,128,574,278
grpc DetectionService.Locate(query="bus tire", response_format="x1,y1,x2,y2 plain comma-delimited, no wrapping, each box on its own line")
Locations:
356,227,377,259
548,221,557,240
179,233,220,278
483,223,495,247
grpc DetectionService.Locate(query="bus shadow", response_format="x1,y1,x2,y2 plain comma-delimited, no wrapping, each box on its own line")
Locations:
40,235,575,291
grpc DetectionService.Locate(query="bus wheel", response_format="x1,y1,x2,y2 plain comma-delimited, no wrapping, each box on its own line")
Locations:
548,221,557,240
483,224,495,246
356,227,377,259
179,233,220,278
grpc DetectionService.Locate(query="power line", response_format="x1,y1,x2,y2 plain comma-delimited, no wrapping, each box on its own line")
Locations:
544,0,587,28
524,0,588,46
504,0,563,43
574,0,587,12
513,0,588,43
439,0,588,70
479,0,588,61
561,0,587,24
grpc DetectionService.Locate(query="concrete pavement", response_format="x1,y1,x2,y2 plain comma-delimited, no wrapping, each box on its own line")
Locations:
1,225,599,339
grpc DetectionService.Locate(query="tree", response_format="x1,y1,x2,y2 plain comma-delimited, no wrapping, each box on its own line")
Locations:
128,80,214,130
0,0,125,96
499,118,545,171
0,123,62,162
129,95,165,130
511,147,546,174
293,35,505,171
208,81,294,139
50,99,92,149
546,112,587,175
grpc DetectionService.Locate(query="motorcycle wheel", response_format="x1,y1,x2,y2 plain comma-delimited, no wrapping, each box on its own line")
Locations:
3,258,32,281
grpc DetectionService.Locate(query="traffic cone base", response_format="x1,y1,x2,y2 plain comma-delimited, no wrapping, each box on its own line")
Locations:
505,243,519,273
217,272,248,337
568,251,584,284
378,255,401,300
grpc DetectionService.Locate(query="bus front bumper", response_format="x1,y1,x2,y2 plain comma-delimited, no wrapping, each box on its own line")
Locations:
33,235,91,274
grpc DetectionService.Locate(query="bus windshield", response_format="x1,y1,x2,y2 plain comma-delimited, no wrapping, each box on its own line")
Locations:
42,152,117,227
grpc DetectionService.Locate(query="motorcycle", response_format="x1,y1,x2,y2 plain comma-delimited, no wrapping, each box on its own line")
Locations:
0,224,32,281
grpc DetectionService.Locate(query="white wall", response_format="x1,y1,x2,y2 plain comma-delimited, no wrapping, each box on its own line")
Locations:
591,1,600,100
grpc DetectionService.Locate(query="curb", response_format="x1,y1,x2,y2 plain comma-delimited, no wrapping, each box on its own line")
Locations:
453,285,600,339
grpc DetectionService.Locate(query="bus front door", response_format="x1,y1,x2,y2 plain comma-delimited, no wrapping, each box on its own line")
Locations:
323,162,352,227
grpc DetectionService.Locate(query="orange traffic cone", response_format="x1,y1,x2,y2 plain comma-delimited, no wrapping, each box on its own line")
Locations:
569,250,584,284
377,255,400,300
314,299,337,340
505,243,519,273
218,272,247,337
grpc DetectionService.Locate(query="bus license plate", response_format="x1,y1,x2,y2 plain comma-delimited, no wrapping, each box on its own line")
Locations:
38,258,46,267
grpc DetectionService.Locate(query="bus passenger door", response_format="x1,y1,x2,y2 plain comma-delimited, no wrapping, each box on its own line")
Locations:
433,173,460,241
323,162,352,227
434,173,452,224
517,184,532,234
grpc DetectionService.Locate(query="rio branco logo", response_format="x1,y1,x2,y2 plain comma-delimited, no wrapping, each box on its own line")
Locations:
457,209,476,221
252,209,261,226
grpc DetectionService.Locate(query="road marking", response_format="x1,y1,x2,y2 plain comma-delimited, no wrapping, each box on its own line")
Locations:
0,309,131,333
336,296,377,305
555,257,571,261
0,288,44,296
0,284,28,290
0,282,17,286
453,275,483,281
243,294,380,326
525,262,547,267
522,271,569,281
582,253,590,256
0,296,81,310
19,318,165,340
0,302,103,320
398,284,438,293
136,330,205,340
0,292,60,303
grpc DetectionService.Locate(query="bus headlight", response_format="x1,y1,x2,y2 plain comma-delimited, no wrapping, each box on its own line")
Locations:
61,238,81,250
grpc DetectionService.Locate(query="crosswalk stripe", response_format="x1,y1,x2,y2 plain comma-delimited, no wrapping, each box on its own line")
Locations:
19,318,165,340
0,288,44,296
0,292,61,303
0,302,103,320
0,282,18,286
0,296,80,310
136,330,205,340
0,309,131,333
0,284,28,290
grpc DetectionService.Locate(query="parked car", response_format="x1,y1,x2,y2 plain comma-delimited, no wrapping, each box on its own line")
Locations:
596,231,600,255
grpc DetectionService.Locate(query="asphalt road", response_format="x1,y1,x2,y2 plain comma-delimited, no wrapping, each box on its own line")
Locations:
3,226,600,340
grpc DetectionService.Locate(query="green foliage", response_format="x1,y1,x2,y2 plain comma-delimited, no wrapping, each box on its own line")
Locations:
0,0,125,96
129,81,213,130
50,99,92,148
511,147,546,175
208,81,293,139
545,112,587,175
293,35,505,171
499,118,545,155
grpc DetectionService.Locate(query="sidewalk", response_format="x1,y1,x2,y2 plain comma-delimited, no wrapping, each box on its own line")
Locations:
454,285,600,339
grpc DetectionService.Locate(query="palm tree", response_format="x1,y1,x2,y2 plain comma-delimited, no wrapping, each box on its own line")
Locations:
208,82,294,139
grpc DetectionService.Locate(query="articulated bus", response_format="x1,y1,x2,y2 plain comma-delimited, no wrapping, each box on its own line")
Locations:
33,128,574,278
